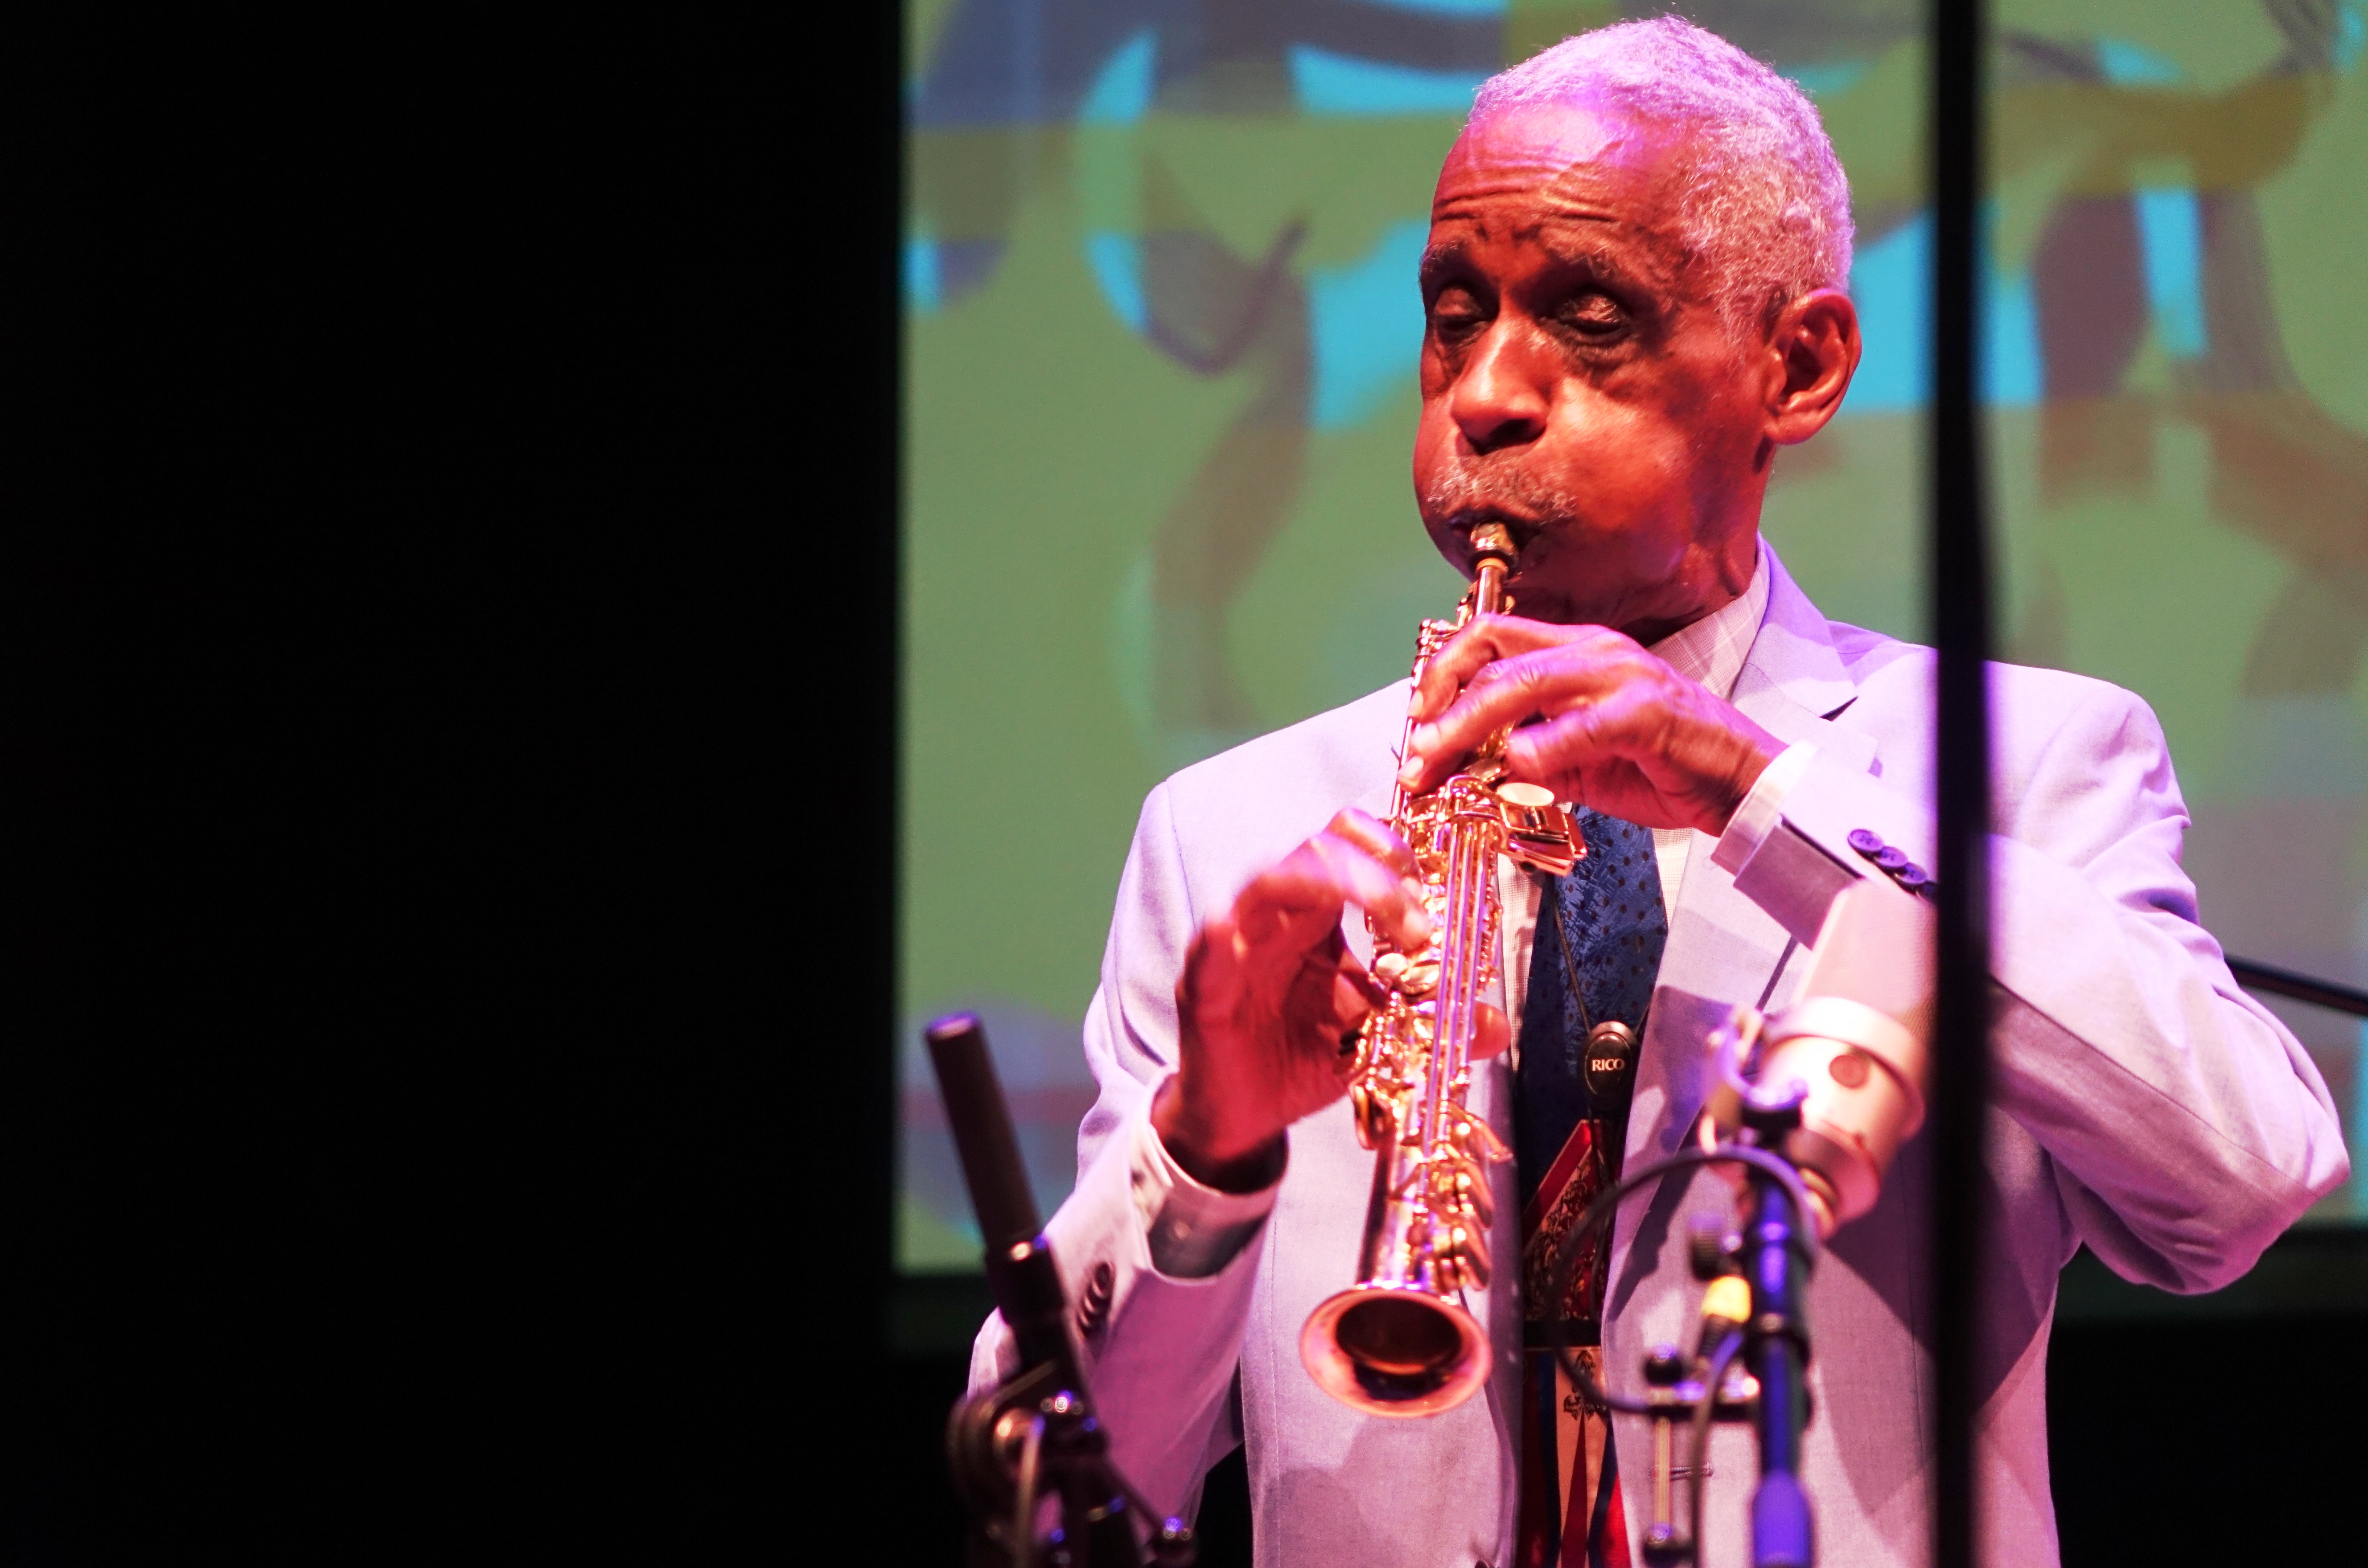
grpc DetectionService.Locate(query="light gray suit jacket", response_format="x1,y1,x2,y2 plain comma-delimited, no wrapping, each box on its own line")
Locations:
972,546,2348,1567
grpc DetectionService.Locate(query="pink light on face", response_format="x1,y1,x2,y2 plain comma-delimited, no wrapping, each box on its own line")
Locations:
1431,102,1663,213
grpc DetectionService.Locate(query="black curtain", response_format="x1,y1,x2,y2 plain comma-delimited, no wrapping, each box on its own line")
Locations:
0,9,791,1560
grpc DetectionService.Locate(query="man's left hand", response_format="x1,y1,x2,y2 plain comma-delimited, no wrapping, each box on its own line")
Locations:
1400,614,1784,835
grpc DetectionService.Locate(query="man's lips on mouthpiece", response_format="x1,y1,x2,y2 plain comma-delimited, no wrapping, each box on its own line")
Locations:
1446,508,1552,559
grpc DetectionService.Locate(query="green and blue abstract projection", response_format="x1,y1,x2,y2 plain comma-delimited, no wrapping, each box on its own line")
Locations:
902,0,2368,1269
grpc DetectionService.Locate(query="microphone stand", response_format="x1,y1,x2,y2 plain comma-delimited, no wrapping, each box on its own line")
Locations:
1552,1058,1824,1567
1734,1092,1814,1568
926,1014,1193,1568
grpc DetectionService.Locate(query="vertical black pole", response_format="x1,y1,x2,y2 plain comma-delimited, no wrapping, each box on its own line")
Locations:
1928,2,1990,1567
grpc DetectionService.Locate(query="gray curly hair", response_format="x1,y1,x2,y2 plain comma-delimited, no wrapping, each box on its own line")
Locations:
1471,16,1854,334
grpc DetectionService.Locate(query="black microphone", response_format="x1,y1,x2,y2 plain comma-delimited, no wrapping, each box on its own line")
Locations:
926,1014,1176,1568
926,1013,1074,1376
927,1013,1042,1251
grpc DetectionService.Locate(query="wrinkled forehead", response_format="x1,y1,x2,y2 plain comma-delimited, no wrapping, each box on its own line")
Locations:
1432,100,1683,223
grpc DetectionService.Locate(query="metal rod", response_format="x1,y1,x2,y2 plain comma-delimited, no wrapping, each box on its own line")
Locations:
1432,824,1488,1150
1928,0,1990,1565
2226,956,2368,1019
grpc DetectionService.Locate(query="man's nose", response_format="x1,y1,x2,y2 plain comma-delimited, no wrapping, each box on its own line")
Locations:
1449,324,1550,453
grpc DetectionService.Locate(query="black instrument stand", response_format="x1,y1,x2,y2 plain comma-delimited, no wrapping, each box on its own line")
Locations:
1622,1088,1820,1568
943,1235,1194,1568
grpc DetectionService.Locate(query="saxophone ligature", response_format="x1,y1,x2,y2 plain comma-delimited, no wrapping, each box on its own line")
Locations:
1299,522,1583,1417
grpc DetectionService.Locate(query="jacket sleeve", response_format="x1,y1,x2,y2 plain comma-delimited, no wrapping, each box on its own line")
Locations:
966,782,1267,1518
1714,686,2350,1292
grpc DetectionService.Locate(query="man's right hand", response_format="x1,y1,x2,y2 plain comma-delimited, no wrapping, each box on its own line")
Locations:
1151,808,1509,1192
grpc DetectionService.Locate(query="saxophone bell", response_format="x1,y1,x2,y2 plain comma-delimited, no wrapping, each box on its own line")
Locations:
1300,1287,1494,1416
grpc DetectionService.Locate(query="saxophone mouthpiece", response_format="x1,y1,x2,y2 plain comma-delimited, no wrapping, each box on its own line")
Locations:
1468,521,1516,566
1468,523,1516,616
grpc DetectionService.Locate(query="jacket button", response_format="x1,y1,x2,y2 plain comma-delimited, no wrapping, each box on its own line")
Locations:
1895,863,1932,892
1075,1259,1115,1338
1847,828,1884,857
1873,844,1909,872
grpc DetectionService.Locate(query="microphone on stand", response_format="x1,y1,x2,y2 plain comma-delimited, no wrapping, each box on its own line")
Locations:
925,1014,1191,1568
1756,879,1935,1240
1704,877,1936,1240
928,1014,1071,1375
1691,876,1938,1568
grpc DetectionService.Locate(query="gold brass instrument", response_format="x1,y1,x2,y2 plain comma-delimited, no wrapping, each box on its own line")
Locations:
1299,522,1583,1417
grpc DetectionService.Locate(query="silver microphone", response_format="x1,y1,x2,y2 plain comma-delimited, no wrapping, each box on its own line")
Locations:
1705,878,1934,1238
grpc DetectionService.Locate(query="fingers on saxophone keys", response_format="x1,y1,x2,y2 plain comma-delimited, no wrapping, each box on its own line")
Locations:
1239,835,1418,948
1443,1221,1491,1289
1408,613,1528,721
1406,623,1481,724
1405,670,1552,788
1302,830,1430,951
1327,808,1417,881
1332,958,1386,1020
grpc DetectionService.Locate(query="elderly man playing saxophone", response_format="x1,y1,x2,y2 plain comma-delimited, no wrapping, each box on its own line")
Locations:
970,19,2347,1568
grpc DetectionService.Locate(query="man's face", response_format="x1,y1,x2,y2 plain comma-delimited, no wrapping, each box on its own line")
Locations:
1414,103,1771,636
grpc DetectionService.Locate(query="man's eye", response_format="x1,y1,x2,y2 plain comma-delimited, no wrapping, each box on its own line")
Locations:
1561,292,1626,335
1428,287,1486,334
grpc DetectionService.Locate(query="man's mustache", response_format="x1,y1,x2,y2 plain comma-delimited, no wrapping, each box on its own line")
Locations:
1421,460,1580,531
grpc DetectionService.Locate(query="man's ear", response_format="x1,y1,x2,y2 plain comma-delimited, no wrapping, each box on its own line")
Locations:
1763,288,1860,444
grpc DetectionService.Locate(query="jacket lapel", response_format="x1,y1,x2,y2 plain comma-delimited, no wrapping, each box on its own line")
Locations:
1727,545,1875,769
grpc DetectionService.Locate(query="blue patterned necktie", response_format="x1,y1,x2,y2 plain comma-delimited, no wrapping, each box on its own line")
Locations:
1513,810,1668,1568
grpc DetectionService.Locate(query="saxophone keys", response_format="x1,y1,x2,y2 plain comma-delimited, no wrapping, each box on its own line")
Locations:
1496,780,1583,875
1440,1222,1491,1289
1453,1166,1496,1227
1448,1108,1513,1165
1463,1228,1492,1288
1349,1084,1397,1150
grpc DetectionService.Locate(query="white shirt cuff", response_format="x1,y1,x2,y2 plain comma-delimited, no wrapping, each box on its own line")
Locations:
1713,740,1818,876
1128,1097,1283,1281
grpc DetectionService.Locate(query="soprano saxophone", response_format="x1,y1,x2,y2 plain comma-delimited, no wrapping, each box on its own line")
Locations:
1300,522,1583,1417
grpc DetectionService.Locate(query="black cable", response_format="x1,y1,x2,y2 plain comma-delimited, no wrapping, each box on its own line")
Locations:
1544,1144,1819,1414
